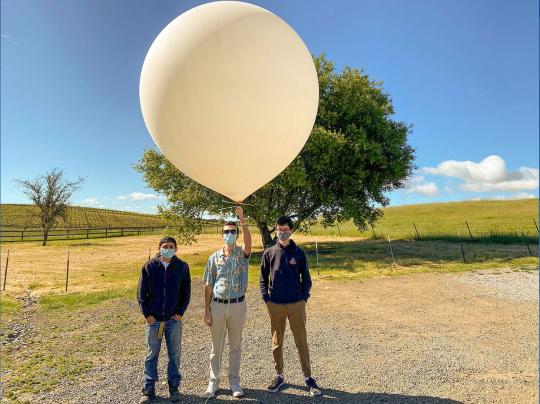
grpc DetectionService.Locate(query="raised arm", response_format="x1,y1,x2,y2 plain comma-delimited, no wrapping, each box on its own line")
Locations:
236,206,252,257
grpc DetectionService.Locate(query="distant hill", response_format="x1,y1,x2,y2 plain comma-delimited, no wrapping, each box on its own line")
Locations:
307,198,539,241
1,199,538,241
0,204,166,228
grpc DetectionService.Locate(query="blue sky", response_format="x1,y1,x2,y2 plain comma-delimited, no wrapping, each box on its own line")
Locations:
1,0,538,213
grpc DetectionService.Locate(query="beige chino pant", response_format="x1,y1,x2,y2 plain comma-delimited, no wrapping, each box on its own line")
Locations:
267,300,312,377
209,299,247,386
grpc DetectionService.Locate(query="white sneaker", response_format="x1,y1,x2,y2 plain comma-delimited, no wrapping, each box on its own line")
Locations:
201,382,218,399
231,384,245,398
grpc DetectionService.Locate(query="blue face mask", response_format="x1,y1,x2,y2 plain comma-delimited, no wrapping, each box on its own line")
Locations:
160,248,175,259
277,230,291,241
223,233,237,245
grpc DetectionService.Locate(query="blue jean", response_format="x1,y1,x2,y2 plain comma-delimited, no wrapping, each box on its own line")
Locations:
143,318,182,390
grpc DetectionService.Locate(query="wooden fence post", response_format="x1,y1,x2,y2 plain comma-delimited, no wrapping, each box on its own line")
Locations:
315,241,319,276
413,222,420,240
121,227,124,237
21,231,24,242
387,234,396,268
465,221,473,239
148,247,151,261
3,249,10,291
65,250,70,291
457,230,466,263
533,218,539,234
520,228,533,256
105,228,108,238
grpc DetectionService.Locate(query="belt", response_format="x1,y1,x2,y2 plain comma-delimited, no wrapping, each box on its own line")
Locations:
213,295,245,304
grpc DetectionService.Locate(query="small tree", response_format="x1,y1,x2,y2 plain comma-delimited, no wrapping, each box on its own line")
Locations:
16,169,84,246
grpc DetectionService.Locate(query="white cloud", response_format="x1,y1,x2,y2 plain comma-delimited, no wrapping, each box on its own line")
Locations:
493,193,537,200
422,155,538,192
78,197,104,207
470,193,537,201
403,175,439,196
1,34,18,45
117,192,164,201
444,186,454,194
119,205,159,214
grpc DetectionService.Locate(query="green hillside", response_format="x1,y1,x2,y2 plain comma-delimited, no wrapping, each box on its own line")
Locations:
306,198,539,242
0,204,166,228
1,199,538,243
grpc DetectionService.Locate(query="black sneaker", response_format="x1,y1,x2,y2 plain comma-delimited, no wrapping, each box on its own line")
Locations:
169,386,180,402
305,377,321,396
140,386,156,403
267,375,285,392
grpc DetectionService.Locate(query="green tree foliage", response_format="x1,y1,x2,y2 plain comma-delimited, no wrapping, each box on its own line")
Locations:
135,55,415,246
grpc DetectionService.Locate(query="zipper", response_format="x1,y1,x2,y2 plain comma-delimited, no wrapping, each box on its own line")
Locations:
162,261,167,317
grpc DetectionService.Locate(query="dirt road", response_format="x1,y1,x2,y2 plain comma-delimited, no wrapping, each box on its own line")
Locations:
13,269,539,403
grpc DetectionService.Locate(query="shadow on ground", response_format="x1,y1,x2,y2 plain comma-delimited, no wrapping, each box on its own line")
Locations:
148,385,462,403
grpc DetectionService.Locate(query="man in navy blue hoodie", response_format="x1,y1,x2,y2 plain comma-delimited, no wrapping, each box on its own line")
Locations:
137,236,191,403
260,216,321,397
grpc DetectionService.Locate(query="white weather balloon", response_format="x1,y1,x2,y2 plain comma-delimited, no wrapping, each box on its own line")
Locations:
140,1,319,202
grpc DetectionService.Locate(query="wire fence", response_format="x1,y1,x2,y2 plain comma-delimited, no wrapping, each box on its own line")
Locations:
0,226,165,242
298,219,539,244
1,218,538,245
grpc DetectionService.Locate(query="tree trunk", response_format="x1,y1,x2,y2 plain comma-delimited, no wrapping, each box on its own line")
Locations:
42,228,48,246
257,221,275,249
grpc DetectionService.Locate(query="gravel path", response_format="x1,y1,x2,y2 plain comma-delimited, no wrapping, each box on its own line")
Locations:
457,269,538,303
16,269,539,403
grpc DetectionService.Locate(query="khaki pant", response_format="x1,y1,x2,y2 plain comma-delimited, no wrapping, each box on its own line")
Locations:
209,300,247,386
266,300,311,377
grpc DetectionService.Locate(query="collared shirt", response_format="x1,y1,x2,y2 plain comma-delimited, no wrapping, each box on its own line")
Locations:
203,246,249,299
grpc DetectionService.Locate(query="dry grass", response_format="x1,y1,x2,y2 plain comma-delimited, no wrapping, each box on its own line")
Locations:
1,232,537,300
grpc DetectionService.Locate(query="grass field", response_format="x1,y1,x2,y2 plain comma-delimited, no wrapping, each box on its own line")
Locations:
0,231,537,299
302,199,539,243
0,230,537,400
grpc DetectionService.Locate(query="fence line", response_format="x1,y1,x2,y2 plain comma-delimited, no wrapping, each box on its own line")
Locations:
0,226,164,242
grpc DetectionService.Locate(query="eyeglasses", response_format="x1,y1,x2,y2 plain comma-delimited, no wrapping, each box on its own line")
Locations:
223,230,237,235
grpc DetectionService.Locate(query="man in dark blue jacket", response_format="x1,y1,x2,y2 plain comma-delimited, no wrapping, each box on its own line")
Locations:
260,216,321,397
137,236,191,403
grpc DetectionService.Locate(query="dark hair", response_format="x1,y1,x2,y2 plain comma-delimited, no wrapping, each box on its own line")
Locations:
223,220,239,232
159,236,177,247
275,215,293,230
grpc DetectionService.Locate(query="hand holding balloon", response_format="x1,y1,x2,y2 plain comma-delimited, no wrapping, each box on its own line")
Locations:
235,206,245,223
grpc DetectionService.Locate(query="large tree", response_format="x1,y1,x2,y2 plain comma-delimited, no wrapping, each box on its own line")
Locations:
136,55,415,246
16,169,84,246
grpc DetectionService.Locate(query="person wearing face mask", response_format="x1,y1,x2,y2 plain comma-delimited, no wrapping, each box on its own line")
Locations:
137,236,191,403
260,215,321,397
201,206,252,399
